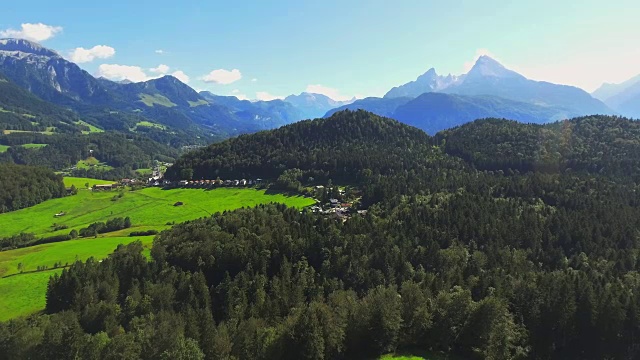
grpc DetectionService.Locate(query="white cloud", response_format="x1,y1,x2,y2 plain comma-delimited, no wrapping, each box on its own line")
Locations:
255,91,283,101
155,49,164,54
305,84,354,101
171,70,190,84
0,23,62,42
251,78,258,82
97,63,190,84
95,64,150,82
68,45,115,63
230,89,248,100
202,69,242,84
149,64,170,74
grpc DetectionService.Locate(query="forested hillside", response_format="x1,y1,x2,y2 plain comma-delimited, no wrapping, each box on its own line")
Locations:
0,163,66,212
0,132,178,179
165,110,442,182
3,111,640,359
0,74,86,134
438,115,640,178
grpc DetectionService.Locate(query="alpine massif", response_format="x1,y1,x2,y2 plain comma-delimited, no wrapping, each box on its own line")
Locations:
328,56,615,134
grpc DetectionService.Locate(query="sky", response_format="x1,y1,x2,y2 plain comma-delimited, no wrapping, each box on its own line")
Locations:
2,0,639,100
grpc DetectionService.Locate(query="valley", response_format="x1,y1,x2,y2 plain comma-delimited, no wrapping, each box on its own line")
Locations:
1,5,640,358
0,176,314,321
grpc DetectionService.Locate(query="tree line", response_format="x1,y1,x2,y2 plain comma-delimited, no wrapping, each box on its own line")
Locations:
0,163,66,213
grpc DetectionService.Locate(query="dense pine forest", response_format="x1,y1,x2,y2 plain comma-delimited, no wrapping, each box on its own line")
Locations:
0,163,66,213
3,111,640,359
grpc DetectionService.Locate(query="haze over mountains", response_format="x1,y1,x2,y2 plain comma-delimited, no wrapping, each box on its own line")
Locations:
330,55,616,134
0,37,631,141
593,74,640,119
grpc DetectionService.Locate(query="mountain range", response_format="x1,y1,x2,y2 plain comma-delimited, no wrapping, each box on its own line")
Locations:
329,55,615,134
592,74,640,119
0,38,343,142
0,37,627,143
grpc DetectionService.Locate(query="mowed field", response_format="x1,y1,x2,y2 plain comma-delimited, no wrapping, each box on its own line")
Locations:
0,177,315,321
0,178,315,239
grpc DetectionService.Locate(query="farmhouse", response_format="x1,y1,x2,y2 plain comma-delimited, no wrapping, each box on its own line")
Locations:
93,184,117,191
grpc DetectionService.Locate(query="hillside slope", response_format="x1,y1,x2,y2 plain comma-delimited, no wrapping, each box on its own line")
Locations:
165,109,438,181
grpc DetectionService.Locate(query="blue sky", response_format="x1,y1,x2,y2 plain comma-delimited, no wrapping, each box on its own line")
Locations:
2,0,639,99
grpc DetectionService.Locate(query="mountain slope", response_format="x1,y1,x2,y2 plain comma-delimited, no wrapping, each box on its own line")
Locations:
0,39,115,106
384,55,613,118
200,92,303,129
0,73,89,133
392,92,573,134
437,115,640,177
284,92,354,119
592,75,640,118
592,74,640,103
0,38,308,139
324,96,413,118
442,56,613,115
165,109,437,181
384,68,463,98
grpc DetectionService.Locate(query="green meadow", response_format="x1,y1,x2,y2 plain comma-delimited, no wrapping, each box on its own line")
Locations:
0,269,62,322
76,156,114,171
75,120,104,134
0,177,315,321
0,184,314,239
0,236,155,278
0,144,8,152
20,143,48,149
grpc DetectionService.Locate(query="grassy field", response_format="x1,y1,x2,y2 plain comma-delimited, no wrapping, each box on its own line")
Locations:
135,168,153,175
0,177,315,321
75,120,103,134
0,269,62,322
20,143,48,149
188,99,208,107
2,129,55,135
63,177,113,188
138,94,177,107
0,186,315,239
136,121,167,130
0,236,154,322
0,144,8,153
76,157,114,171
0,236,155,278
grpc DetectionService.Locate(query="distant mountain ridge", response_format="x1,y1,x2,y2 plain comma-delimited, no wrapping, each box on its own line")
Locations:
328,92,576,134
0,38,342,140
593,74,640,119
327,55,614,133
284,92,354,119
385,55,612,116
384,68,463,98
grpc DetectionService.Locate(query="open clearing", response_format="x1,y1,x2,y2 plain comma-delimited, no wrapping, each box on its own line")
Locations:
0,269,62,322
0,184,315,239
20,143,48,149
76,156,114,171
75,120,103,134
0,144,8,152
0,177,315,321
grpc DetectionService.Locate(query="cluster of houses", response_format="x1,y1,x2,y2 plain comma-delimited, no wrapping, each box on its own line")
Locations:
90,177,266,191
174,178,264,188
309,198,366,221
